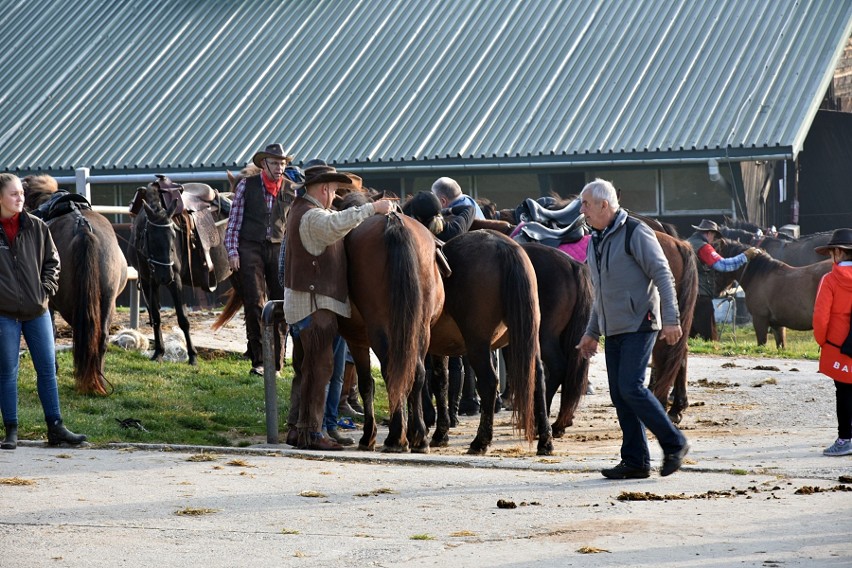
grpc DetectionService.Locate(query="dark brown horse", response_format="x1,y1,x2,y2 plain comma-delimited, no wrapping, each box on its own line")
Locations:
337,212,445,453
720,225,830,267
130,183,232,365
424,229,544,454
22,175,128,395
714,239,831,348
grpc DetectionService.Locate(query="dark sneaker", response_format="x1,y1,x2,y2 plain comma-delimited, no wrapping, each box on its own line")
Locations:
660,444,690,477
601,461,651,479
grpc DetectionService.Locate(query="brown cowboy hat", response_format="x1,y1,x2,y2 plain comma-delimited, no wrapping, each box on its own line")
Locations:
691,219,722,236
815,228,852,255
251,143,294,168
296,165,352,190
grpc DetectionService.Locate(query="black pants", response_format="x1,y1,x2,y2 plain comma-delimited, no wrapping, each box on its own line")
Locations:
835,381,852,440
238,240,285,369
690,295,717,341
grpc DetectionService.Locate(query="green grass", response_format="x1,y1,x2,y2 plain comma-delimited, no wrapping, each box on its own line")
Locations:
687,324,819,360
15,346,388,447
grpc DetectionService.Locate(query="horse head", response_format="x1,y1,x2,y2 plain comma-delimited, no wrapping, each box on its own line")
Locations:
140,198,181,284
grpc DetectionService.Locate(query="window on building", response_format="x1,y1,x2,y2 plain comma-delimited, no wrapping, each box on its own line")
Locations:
661,167,732,213
590,168,658,214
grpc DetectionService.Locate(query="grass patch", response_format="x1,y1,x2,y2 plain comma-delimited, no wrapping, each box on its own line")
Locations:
688,325,818,359
16,346,389,447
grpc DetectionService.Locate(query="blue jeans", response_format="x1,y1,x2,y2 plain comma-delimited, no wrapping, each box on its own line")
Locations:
604,331,686,469
323,337,347,432
0,311,62,426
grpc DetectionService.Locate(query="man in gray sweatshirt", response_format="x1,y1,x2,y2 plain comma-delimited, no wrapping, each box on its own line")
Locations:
577,179,689,479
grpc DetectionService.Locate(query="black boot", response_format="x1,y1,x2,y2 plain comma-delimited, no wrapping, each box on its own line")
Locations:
46,420,87,446
2,423,17,450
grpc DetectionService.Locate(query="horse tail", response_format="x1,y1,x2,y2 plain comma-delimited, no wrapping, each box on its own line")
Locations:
383,217,424,414
70,222,107,395
654,239,698,395
500,241,539,443
211,278,244,331
558,260,593,421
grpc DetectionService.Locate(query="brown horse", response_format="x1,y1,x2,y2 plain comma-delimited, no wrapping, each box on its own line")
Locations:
337,212,445,453
714,239,831,348
720,225,830,267
22,175,128,395
424,229,543,454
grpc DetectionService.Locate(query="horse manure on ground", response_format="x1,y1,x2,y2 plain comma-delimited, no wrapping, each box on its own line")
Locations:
496,499,517,509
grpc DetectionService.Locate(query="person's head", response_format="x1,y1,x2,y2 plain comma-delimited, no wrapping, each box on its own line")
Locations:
251,143,293,181
691,219,723,242
431,177,462,208
815,228,852,263
403,191,444,234
0,173,24,219
579,179,619,230
300,165,352,209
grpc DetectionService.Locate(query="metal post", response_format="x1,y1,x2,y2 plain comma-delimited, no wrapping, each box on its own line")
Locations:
261,300,285,444
127,266,139,329
75,167,90,201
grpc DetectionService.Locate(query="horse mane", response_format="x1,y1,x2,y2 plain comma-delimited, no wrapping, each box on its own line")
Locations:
476,197,497,219
227,164,262,192
21,174,60,209
716,238,785,272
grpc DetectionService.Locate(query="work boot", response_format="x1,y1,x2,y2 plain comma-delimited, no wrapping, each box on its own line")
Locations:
327,428,354,446
2,423,17,450
46,420,87,446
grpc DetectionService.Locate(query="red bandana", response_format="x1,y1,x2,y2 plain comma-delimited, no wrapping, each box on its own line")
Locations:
261,170,283,198
0,213,20,246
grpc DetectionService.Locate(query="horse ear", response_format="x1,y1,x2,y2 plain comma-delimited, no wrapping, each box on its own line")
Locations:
142,200,155,218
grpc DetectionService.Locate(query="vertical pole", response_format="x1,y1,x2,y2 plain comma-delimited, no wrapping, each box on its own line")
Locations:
261,300,284,444
75,167,91,201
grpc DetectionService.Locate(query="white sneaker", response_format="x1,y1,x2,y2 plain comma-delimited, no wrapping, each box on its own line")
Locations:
823,438,852,456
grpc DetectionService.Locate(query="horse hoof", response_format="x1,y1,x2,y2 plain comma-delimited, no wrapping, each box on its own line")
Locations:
188,358,198,366
668,412,683,425
411,443,429,454
381,444,408,454
429,435,449,448
466,443,489,455
357,443,375,452
551,426,565,438
536,441,554,456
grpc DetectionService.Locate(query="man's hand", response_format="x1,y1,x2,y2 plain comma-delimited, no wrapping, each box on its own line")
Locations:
658,324,682,345
228,256,240,272
373,199,394,215
576,335,599,360
744,247,762,260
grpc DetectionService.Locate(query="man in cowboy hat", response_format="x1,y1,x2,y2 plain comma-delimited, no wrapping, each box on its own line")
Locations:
686,219,761,341
283,163,393,451
224,143,295,376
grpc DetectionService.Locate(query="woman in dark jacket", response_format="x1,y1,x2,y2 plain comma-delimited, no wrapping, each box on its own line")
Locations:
0,173,86,450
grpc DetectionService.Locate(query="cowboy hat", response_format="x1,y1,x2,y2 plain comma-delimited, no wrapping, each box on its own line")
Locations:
296,165,352,190
691,219,722,235
815,228,852,255
251,143,294,168
336,173,363,193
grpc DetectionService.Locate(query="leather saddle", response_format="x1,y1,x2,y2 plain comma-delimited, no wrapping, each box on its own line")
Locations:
32,190,91,222
517,197,582,227
513,219,586,247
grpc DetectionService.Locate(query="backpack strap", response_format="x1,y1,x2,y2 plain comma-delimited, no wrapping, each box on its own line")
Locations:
624,216,641,256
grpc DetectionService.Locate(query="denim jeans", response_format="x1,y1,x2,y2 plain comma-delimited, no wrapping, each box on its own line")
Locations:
604,331,686,469
0,311,62,425
323,337,347,432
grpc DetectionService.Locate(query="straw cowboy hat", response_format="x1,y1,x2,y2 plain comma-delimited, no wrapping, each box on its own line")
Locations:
336,173,363,193
691,219,722,236
815,228,852,255
251,143,294,168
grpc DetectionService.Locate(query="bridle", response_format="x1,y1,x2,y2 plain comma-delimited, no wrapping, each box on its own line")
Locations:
143,217,177,284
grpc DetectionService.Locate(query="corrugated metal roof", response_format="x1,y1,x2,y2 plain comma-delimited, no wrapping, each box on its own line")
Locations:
2,0,851,173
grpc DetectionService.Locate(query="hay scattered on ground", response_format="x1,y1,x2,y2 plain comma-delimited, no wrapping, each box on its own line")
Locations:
0,477,36,486
174,507,219,516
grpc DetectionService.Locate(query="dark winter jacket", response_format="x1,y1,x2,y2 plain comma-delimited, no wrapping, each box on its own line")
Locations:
0,212,60,320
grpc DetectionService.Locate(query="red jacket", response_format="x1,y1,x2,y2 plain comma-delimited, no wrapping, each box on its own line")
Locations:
813,263,852,383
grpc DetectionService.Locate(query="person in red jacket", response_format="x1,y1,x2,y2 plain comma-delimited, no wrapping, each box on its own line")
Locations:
813,228,852,457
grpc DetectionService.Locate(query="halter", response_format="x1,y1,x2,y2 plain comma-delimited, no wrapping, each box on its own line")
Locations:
143,218,178,283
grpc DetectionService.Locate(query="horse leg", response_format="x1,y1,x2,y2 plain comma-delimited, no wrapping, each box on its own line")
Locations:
540,340,569,437
351,345,376,451
667,357,689,424
146,281,165,363
752,315,770,347
532,356,554,456
467,345,497,455
772,326,787,349
169,280,197,365
429,355,451,448
407,357,429,454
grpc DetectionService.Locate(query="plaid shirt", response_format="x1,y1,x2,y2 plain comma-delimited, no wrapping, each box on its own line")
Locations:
282,195,377,324
224,177,277,259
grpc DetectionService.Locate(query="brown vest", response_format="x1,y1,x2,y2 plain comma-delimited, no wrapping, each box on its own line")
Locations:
283,197,348,303
239,175,292,244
